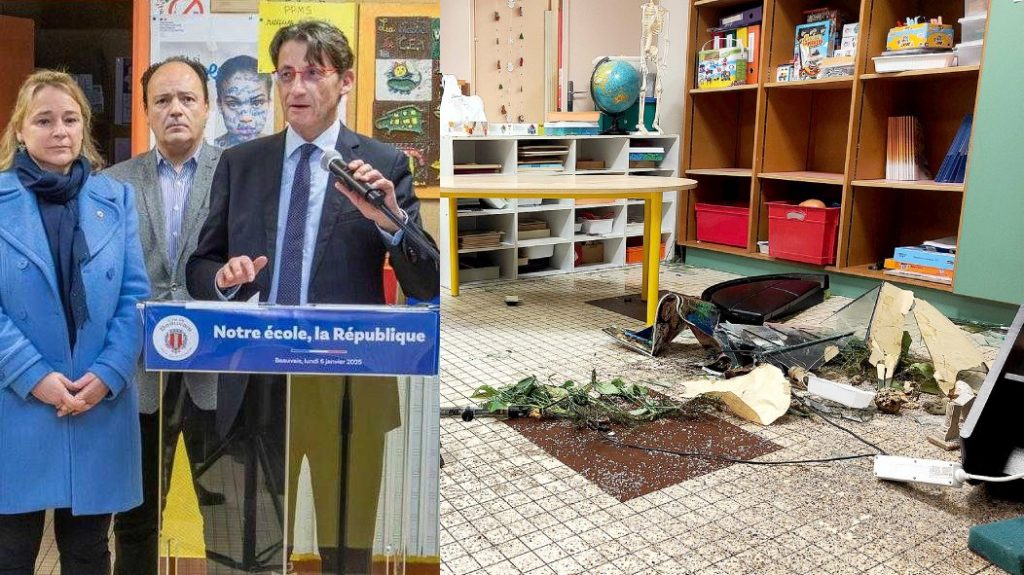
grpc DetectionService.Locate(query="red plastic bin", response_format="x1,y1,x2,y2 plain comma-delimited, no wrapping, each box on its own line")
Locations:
766,201,841,265
695,203,749,248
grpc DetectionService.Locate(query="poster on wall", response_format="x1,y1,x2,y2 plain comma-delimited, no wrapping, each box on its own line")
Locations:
362,12,441,188
154,0,209,15
256,2,358,73
153,12,274,148
256,1,358,125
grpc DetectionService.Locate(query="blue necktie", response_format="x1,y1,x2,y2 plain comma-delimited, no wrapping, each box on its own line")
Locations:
277,143,318,305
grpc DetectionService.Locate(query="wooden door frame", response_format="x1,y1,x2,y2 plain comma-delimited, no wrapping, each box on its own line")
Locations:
132,0,150,155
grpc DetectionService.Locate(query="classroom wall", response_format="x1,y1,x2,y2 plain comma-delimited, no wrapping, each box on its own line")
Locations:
562,0,687,136
953,0,1024,306
439,0,688,135
439,0,472,83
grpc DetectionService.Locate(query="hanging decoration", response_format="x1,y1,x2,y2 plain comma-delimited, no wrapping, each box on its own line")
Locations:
490,0,528,122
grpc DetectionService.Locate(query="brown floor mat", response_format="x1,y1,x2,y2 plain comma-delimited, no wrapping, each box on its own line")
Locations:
506,414,781,502
586,291,672,322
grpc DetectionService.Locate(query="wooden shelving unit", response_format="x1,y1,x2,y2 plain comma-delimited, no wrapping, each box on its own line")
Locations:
686,168,754,177
679,0,987,293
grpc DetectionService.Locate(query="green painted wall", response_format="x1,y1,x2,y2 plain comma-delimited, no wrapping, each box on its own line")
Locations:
684,248,1019,325
954,1,1024,305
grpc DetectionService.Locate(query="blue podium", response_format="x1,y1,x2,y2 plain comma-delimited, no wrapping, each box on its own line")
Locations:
143,302,441,575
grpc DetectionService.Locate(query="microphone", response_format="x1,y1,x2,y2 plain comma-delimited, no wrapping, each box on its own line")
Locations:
320,149,386,207
318,148,440,263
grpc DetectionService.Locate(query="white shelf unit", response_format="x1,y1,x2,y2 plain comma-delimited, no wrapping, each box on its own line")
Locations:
441,134,681,288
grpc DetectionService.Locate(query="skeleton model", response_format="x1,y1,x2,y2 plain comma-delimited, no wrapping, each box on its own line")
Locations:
638,0,668,134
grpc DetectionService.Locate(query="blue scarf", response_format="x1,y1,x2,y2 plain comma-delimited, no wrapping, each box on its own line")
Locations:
14,150,91,349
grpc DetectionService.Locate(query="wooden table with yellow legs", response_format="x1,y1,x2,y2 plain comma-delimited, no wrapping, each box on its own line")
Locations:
440,174,697,324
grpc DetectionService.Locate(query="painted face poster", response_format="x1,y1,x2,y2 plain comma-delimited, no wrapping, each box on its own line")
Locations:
153,13,274,148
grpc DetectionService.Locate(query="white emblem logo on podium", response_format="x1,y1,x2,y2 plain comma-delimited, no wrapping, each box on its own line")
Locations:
153,315,200,361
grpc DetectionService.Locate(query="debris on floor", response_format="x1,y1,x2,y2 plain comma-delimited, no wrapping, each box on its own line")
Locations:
700,273,829,324
914,299,987,394
874,387,910,415
713,321,853,372
799,393,877,423
601,281,998,439
806,374,876,409
926,380,977,450
677,364,791,425
602,292,719,356
866,283,916,383
469,371,688,426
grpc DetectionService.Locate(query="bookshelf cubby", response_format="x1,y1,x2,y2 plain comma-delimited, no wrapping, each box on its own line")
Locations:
761,87,852,176
689,90,758,172
679,0,989,292
440,134,680,289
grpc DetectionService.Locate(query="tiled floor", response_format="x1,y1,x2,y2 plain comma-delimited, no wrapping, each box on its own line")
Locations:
439,264,1023,575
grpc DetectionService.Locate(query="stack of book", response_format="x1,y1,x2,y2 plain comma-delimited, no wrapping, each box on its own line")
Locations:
453,163,502,175
628,145,665,169
793,8,846,80
886,116,931,181
884,236,956,285
935,114,973,184
517,218,551,240
518,144,569,172
457,230,505,250
707,5,762,84
544,111,600,136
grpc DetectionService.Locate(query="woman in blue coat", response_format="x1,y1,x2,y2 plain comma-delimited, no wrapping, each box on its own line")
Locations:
0,70,149,573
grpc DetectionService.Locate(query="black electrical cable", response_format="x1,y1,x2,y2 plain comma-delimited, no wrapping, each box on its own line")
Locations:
593,392,887,466
793,394,888,456
599,433,878,465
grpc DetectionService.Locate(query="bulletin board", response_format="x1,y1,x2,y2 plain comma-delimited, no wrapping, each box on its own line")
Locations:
150,10,279,147
471,0,548,124
357,2,441,198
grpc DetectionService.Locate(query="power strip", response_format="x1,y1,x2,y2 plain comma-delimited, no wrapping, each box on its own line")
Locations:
873,455,964,487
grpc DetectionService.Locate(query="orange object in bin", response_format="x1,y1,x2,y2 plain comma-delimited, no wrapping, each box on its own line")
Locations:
695,203,749,248
766,201,841,265
626,242,666,264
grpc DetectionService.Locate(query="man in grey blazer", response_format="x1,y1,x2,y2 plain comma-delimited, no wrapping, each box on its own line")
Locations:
103,56,222,575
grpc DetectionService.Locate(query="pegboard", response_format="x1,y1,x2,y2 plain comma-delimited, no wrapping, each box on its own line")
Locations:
472,0,549,123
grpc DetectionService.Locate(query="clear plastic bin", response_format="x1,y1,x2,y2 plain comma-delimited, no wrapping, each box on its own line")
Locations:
956,40,984,66
959,13,987,44
873,51,956,73
964,0,988,17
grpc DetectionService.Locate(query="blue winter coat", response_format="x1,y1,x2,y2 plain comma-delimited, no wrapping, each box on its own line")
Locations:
0,170,149,515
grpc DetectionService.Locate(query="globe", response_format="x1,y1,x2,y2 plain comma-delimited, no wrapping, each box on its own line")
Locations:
590,58,641,134
591,58,640,114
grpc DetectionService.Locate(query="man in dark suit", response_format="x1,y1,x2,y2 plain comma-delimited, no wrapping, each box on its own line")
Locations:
186,20,438,573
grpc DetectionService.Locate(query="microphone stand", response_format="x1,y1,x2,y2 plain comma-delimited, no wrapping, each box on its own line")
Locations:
354,184,441,265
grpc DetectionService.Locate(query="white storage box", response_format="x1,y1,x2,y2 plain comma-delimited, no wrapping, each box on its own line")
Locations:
517,198,543,207
873,51,955,72
581,218,613,235
460,265,499,282
519,244,555,259
574,220,583,233
956,40,984,66
965,0,988,17
807,375,876,409
958,13,987,44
